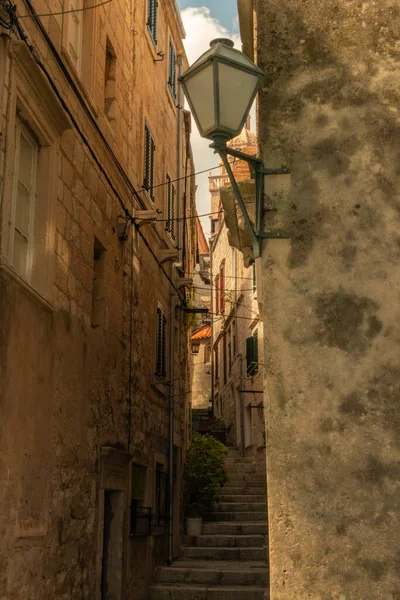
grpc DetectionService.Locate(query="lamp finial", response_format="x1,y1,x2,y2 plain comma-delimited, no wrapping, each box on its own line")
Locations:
210,38,234,48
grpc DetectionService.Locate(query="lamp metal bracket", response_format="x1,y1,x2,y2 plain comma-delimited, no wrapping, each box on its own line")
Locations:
210,139,291,260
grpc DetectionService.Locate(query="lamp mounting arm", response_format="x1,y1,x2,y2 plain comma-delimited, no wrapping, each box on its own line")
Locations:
210,140,291,260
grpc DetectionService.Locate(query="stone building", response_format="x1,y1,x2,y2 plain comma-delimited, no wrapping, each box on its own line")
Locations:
0,0,196,598
190,218,211,416
210,125,266,461
229,1,400,598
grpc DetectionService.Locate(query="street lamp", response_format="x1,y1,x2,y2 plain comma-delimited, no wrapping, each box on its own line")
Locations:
179,39,290,259
191,342,200,355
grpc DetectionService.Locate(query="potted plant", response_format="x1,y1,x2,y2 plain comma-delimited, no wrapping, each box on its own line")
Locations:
208,416,228,444
184,433,228,536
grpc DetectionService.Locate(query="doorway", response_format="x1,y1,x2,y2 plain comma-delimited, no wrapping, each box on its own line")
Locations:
101,490,124,600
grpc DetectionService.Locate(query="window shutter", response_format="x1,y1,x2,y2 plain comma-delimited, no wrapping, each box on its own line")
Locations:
171,183,175,239
144,125,150,190
246,336,253,376
166,174,171,234
150,137,155,199
162,312,166,377
219,263,225,314
147,0,158,43
169,41,176,99
154,0,159,43
252,330,259,375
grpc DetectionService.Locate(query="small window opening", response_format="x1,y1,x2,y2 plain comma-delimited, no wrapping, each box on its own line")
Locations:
91,237,105,328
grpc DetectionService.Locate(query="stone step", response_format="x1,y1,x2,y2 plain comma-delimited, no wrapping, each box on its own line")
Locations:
220,495,266,503
225,457,253,463
155,560,269,586
202,522,268,536
150,584,268,600
226,474,266,483
207,511,267,522
217,502,267,513
225,465,259,473
196,534,263,548
222,485,266,494
180,546,266,561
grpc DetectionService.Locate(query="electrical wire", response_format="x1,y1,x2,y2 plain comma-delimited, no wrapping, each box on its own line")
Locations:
18,0,112,18
136,159,237,194
152,210,222,224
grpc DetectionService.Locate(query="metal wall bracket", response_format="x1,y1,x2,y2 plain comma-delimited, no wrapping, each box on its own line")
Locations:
209,139,291,261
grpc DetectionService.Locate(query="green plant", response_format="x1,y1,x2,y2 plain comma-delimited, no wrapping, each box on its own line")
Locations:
184,433,228,517
208,416,226,431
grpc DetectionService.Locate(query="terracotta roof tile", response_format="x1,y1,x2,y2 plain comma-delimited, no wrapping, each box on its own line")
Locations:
191,325,211,340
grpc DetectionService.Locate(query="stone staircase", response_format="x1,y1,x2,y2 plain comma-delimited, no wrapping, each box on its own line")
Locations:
150,448,269,600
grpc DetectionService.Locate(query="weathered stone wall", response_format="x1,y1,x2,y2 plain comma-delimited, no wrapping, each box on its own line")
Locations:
0,0,194,598
254,0,400,597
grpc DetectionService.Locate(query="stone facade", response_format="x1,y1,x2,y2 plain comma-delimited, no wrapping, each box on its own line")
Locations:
210,128,266,460
0,1,195,599
237,1,400,598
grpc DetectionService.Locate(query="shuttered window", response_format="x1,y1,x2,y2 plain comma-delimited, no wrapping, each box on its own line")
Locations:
156,306,167,378
168,40,177,100
11,120,38,281
246,330,259,376
219,262,225,314
147,0,158,45
166,174,175,240
215,345,219,381
215,274,220,315
144,124,155,201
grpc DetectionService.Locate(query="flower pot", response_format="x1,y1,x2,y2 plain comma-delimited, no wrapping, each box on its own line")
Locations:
186,517,202,537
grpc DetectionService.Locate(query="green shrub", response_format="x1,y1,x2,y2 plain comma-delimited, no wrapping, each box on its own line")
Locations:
184,433,228,517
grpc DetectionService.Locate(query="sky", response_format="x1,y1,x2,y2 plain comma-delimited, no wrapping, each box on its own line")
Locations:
177,2,244,237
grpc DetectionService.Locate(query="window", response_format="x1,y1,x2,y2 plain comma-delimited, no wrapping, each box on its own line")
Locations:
228,328,232,377
232,321,236,357
219,262,225,314
147,0,158,45
246,330,259,376
253,263,257,292
204,343,211,365
155,463,167,527
223,333,227,384
10,120,38,281
168,40,177,100
166,174,175,240
130,464,151,536
67,0,83,72
91,237,106,328
214,344,219,381
104,38,116,125
144,123,155,201
215,274,220,315
156,305,167,378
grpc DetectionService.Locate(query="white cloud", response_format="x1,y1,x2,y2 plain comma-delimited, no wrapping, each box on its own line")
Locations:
181,7,241,236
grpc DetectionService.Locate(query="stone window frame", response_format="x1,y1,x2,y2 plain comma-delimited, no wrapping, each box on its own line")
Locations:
1,42,70,304
61,0,98,112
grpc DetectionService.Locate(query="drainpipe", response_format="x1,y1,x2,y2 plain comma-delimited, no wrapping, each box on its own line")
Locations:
167,265,178,565
177,55,184,264
239,354,245,457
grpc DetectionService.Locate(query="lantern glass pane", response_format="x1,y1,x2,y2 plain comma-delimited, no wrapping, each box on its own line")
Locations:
184,64,215,135
218,45,257,70
217,62,259,133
